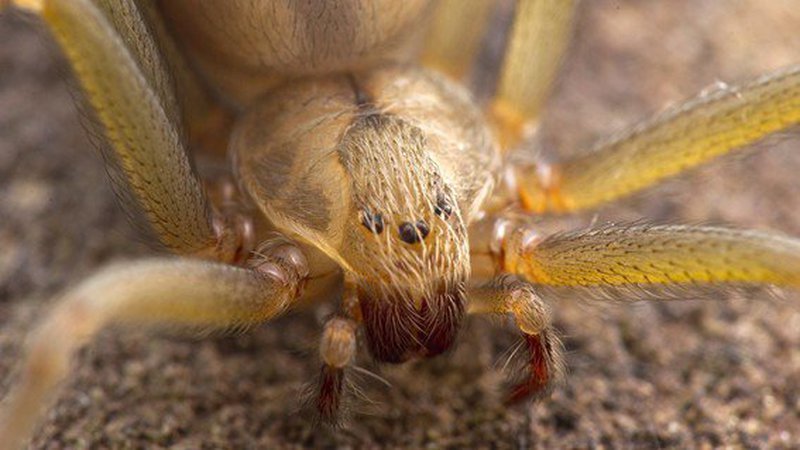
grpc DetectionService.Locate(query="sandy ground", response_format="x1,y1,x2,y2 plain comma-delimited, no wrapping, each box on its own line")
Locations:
1,1,800,448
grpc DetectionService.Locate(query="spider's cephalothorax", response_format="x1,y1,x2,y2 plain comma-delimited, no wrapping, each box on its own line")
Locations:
234,67,499,363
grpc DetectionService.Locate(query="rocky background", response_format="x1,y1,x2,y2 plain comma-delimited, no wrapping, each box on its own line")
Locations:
1,1,799,448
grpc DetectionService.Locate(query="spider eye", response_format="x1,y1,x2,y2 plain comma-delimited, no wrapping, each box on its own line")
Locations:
361,210,384,234
434,194,452,219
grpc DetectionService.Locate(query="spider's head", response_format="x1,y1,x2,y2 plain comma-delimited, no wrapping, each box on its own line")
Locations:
337,114,470,362
235,69,497,362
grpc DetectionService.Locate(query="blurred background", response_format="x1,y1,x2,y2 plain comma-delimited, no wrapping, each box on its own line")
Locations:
1,1,799,448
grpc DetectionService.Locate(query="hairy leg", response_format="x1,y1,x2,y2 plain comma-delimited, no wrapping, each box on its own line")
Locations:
510,64,800,213
127,0,235,156
420,0,495,82
0,242,309,450
491,221,800,292
6,0,245,260
490,0,577,149
469,276,564,403
470,218,800,402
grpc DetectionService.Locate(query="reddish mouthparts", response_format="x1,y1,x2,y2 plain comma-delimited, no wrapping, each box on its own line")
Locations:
359,286,466,363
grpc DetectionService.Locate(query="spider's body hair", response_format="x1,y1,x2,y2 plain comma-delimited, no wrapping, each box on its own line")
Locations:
234,66,499,362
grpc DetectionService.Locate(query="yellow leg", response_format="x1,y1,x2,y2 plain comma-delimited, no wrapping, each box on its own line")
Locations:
8,0,242,260
132,0,235,156
420,0,495,82
0,243,309,450
500,223,800,292
490,0,578,150
513,65,800,213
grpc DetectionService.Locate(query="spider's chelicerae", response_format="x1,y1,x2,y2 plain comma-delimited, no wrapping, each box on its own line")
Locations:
1,0,799,447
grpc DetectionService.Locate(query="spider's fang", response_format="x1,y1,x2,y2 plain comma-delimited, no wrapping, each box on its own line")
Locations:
359,285,465,363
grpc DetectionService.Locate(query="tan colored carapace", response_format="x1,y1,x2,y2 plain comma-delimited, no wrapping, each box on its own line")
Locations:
1,0,800,447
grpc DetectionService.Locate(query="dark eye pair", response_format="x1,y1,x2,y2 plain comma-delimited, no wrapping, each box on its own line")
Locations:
397,195,449,244
360,195,450,237
361,210,384,234
362,210,428,244
434,194,452,219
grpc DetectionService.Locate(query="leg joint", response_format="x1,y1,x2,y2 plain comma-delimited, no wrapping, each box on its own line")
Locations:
320,317,357,368
250,238,310,299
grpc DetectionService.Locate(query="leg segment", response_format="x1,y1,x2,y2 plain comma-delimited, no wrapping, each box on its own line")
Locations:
511,65,800,213
497,222,800,293
421,0,495,82
132,0,235,156
469,276,564,403
0,243,309,450
8,0,243,260
314,316,358,423
310,278,360,423
490,0,578,149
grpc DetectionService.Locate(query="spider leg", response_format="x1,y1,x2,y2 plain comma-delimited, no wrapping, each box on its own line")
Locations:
309,278,362,423
420,0,495,82
469,276,564,403
7,0,244,261
509,64,800,214
494,221,800,292
0,240,309,450
490,0,578,149
314,316,358,424
127,0,234,156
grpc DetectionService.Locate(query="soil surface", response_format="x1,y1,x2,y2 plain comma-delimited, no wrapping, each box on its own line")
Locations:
1,1,799,448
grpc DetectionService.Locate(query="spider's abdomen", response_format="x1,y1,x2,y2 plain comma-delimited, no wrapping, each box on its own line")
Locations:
159,0,432,105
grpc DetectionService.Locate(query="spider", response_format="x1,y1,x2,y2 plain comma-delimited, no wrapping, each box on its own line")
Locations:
1,0,799,447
